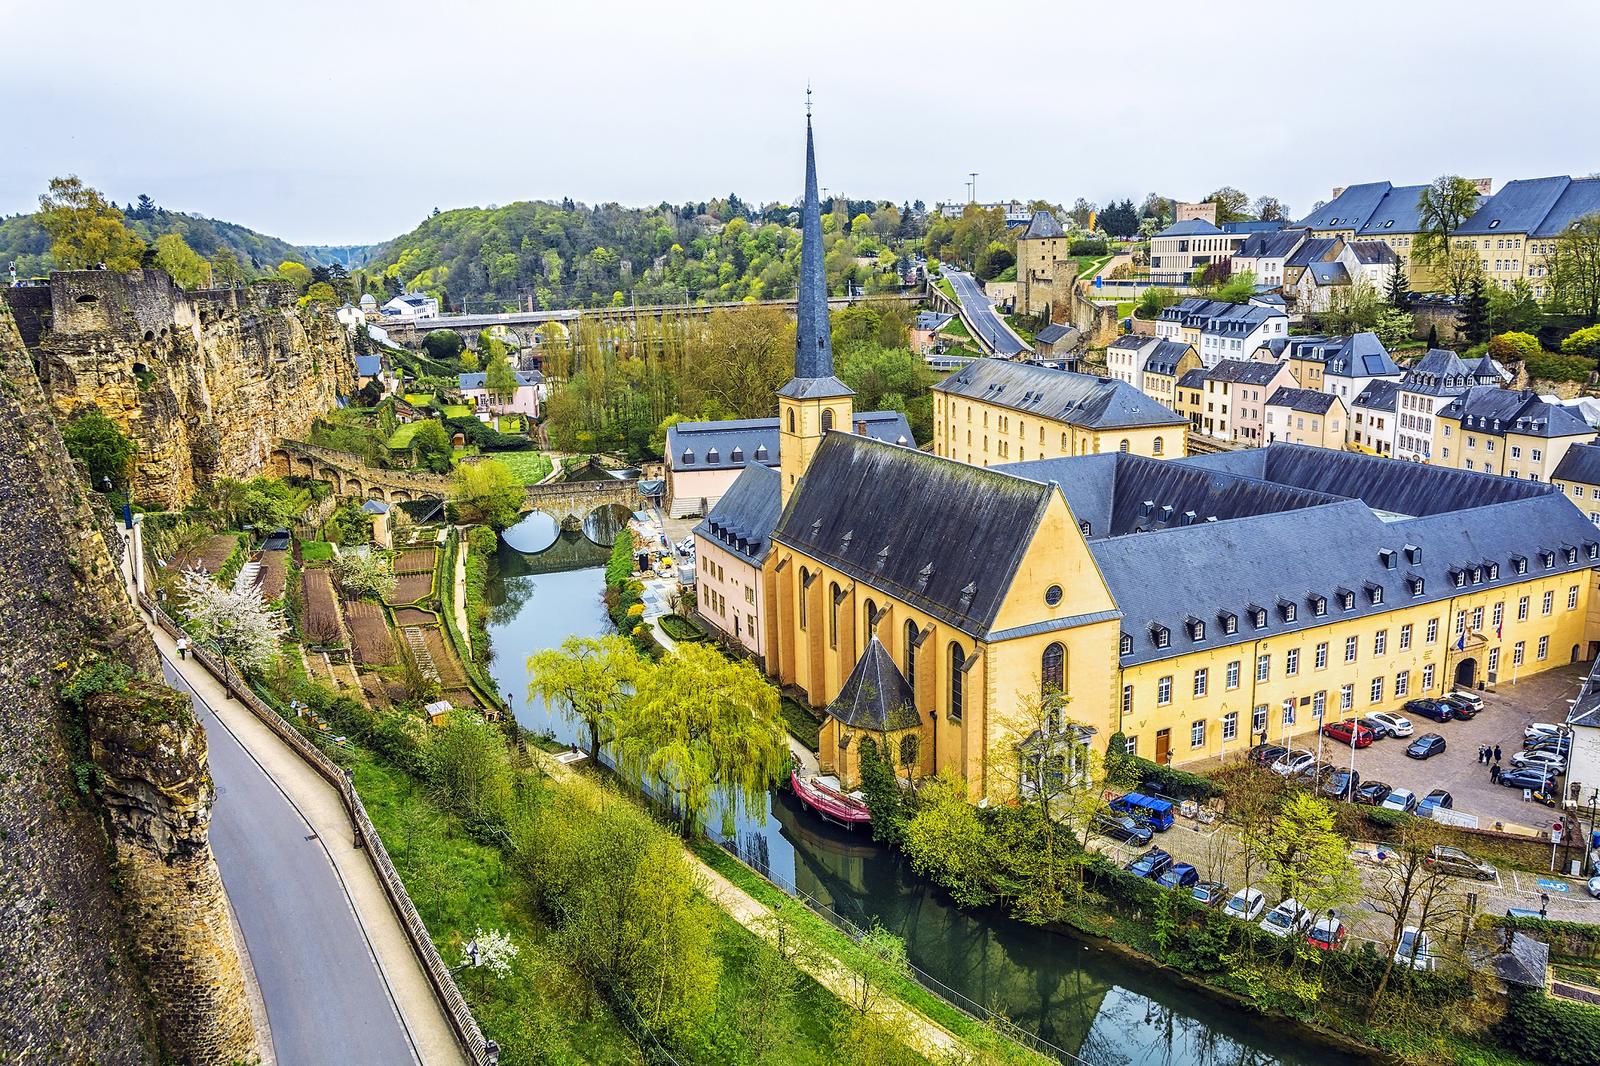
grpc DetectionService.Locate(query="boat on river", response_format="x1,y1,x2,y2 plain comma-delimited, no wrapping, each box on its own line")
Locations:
790,770,871,827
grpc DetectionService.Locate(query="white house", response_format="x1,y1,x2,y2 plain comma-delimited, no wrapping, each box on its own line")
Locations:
1292,241,1400,312
1350,380,1400,456
335,302,367,329
1230,229,1308,289
1155,297,1290,369
382,292,440,320
458,370,543,418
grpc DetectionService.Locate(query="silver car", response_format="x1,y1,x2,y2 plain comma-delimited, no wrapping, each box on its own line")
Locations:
1425,845,1496,881
1365,711,1414,738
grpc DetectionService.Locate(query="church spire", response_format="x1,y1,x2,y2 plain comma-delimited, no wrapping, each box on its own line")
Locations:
780,100,851,399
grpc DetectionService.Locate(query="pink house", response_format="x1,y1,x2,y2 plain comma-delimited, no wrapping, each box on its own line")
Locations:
458,370,543,418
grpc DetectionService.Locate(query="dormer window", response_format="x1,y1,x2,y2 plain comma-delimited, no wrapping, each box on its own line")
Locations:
730,446,744,463
1486,562,1499,580
1278,599,1297,623
1541,550,1556,568
755,444,770,462
1588,543,1599,561
1337,588,1355,611
1120,632,1133,656
1469,566,1482,584
1564,545,1578,564
1366,582,1383,605
1379,548,1397,570
1408,574,1426,596
681,448,695,465
1513,555,1528,575
1453,568,1467,587
1309,595,1326,617
1249,605,1268,630
1080,520,1092,537
1151,624,1170,649
706,447,720,464
1187,617,1205,642
1219,611,1238,635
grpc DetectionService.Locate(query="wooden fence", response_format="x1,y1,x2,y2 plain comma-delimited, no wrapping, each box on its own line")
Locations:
139,593,498,1066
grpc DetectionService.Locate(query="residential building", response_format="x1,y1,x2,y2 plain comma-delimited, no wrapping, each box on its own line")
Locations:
1351,380,1400,456
693,463,781,660
1264,388,1347,449
1291,242,1400,312
1016,211,1068,317
1186,359,1299,445
1280,332,1403,404
1281,236,1344,293
457,369,543,418
1564,653,1600,806
1431,387,1594,480
1455,176,1600,292
911,310,954,354
1394,349,1509,462
1105,335,1200,404
1553,443,1600,526
1154,297,1289,368
1032,323,1083,368
933,359,1188,465
380,292,440,319
335,302,367,330
355,354,383,390
1230,229,1308,289
1148,220,1286,284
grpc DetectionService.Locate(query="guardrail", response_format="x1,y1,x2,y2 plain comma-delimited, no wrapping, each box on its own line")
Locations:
139,593,498,1066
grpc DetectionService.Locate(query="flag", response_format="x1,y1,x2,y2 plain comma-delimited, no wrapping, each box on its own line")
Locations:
1456,633,1465,651
1496,622,1502,639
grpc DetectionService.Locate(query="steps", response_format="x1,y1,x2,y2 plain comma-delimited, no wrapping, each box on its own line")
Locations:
403,627,442,682
234,560,262,594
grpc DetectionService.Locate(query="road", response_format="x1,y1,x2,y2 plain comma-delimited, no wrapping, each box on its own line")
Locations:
163,661,421,1066
941,267,1028,356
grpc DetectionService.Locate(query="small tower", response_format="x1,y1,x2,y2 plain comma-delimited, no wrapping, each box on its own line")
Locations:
778,99,853,504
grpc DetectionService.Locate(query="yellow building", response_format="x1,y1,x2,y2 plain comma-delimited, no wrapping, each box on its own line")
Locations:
1429,387,1594,481
1016,211,1068,317
1141,342,1202,410
1263,387,1348,449
932,359,1188,466
1553,443,1600,527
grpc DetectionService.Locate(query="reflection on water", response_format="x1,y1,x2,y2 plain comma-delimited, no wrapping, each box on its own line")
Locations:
482,554,1371,1066
500,512,561,554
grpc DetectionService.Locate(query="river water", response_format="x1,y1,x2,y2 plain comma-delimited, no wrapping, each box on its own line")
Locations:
483,518,1369,1066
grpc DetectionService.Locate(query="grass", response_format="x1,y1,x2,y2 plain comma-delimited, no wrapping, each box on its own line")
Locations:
300,540,333,563
403,393,438,408
657,613,708,643
492,451,555,485
1003,315,1037,346
440,404,473,419
939,316,970,339
386,420,431,449
935,277,956,301
779,696,821,753
1075,254,1115,280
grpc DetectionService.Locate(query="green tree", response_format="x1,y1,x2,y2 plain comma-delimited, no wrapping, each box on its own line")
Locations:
422,329,466,361
1374,307,1415,348
1254,791,1359,914
1414,175,1482,267
618,642,787,833
837,342,922,413
857,736,906,845
277,260,313,291
1440,243,1486,299
152,233,211,289
425,710,513,824
62,409,136,490
449,459,524,530
301,281,338,304
331,550,396,601
1460,276,1491,344
1543,214,1600,321
1319,280,1384,335
209,246,244,284
484,350,519,407
679,305,795,419
1204,186,1251,223
37,176,145,271
411,420,453,473
526,635,644,762
1489,278,1542,334
900,772,995,906
1209,270,1257,304
1384,258,1409,308
1489,331,1542,362
1136,286,1180,319
1561,324,1600,357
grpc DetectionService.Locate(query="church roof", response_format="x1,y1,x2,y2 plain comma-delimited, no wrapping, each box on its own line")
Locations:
827,636,920,731
933,359,1185,430
784,114,846,395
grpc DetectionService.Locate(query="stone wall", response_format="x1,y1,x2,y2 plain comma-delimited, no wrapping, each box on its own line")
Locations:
0,306,255,1063
14,268,353,507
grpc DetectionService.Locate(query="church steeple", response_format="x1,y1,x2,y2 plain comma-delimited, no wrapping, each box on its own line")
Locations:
778,99,853,504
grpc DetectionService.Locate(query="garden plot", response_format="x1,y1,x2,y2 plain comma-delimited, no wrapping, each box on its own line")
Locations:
343,600,395,665
386,570,435,605
257,550,288,601
301,567,346,646
395,548,436,574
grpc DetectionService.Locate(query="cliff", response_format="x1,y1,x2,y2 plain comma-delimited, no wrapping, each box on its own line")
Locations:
0,306,255,1063
6,268,354,507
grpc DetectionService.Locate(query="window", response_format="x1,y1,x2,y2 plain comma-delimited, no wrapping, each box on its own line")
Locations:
798,567,810,628
1121,685,1133,717
1340,590,1355,611
1315,642,1328,669
1281,601,1297,623
1256,654,1270,682
1492,602,1503,629
788,409,796,433
1157,675,1173,705
1153,625,1170,649
1222,712,1238,742
1311,596,1327,617
1282,700,1295,726
1286,648,1300,676
1125,735,1138,758
1455,610,1466,635
1313,691,1326,718
1472,606,1484,631
1226,660,1241,689
1340,684,1354,711
1518,595,1530,620
1119,632,1132,655
1222,612,1238,635
1543,590,1554,616
829,582,841,648
1041,643,1066,702
1513,641,1525,667
904,620,918,689
1488,647,1500,675
1046,585,1064,606
948,643,965,721
1570,585,1580,610
1423,663,1435,689
1396,670,1410,697
1191,719,1206,748
1400,623,1412,650
1344,635,1358,663
1374,630,1387,655
1154,437,1164,455
1371,676,1384,703
1538,635,1549,660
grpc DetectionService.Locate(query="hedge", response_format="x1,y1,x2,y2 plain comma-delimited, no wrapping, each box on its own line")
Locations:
1069,239,1108,256
1107,751,1223,801
1496,988,1600,1066
657,613,707,642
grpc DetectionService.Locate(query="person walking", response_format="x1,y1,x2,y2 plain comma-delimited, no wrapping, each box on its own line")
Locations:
177,635,188,661
1491,762,1502,784
1494,744,1503,763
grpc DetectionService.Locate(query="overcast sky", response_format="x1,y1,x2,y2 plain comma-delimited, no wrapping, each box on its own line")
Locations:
5,0,1598,246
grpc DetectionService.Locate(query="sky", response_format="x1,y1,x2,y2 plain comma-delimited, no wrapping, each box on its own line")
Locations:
5,0,1599,247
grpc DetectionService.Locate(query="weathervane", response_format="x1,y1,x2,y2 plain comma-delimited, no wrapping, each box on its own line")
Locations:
806,83,812,118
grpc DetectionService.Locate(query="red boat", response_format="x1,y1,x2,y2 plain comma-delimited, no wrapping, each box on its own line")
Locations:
790,770,871,827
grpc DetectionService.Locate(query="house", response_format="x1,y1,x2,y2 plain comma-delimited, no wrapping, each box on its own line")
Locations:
1455,176,1600,292
1148,219,1286,284
1154,297,1289,368
692,463,782,660
1285,332,1403,404
1564,653,1600,810
381,292,440,320
1032,323,1083,368
1292,242,1401,312
911,310,955,354
932,359,1188,465
362,499,393,549
1264,387,1347,450
1552,443,1600,525
1281,236,1344,293
355,354,383,390
1351,380,1400,456
457,370,543,418
1230,229,1309,289
335,302,366,329
1104,335,1200,404
1016,211,1069,317
1432,387,1595,481
1187,359,1299,445
1394,349,1510,462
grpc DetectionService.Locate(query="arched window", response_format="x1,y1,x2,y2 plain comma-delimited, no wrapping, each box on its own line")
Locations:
829,581,841,649
1042,642,1066,732
899,734,920,769
798,567,809,628
864,598,877,641
1119,439,1130,453
949,642,966,722
904,619,918,689
1153,436,1164,456
822,409,834,433
788,408,796,433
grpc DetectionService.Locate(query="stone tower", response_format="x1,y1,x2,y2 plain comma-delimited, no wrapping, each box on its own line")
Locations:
778,106,853,504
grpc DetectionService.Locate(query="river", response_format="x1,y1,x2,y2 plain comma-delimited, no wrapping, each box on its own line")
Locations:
483,516,1370,1066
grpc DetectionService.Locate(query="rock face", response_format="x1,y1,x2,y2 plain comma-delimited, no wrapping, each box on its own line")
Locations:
10,268,353,507
0,306,255,1063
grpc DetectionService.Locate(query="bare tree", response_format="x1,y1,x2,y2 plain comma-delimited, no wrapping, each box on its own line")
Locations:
1543,213,1600,320
1414,175,1484,267
1366,820,1471,1006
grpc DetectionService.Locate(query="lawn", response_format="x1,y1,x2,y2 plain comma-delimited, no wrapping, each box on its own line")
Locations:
440,404,473,419
300,540,334,563
779,696,821,752
940,316,970,339
386,421,428,449
492,451,554,485
403,393,438,409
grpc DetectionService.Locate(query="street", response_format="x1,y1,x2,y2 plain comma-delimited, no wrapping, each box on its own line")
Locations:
942,267,1028,356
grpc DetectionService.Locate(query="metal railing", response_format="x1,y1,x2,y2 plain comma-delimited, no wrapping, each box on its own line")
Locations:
139,594,498,1066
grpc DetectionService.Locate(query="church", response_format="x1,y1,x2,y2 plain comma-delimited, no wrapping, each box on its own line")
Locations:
697,114,1600,803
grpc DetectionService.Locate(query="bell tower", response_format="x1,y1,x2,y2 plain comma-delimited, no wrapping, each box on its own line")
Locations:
778,95,853,504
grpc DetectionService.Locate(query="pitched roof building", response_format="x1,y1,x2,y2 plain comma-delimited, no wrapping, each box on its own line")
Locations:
1394,348,1510,462
1264,387,1348,450
1017,210,1070,317
1432,387,1595,481
1155,297,1289,368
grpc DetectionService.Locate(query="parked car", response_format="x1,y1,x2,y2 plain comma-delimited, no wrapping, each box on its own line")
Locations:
1157,862,1199,890
1094,812,1154,846
1380,787,1419,813
1440,693,1481,719
1424,845,1496,881
1511,750,1567,775
1588,875,1600,901
1125,848,1173,880
1359,715,1395,740
1259,898,1313,938
1525,735,1572,755
1192,881,1230,907
1355,780,1393,806
1111,792,1175,831
1525,723,1564,742
1366,712,1414,738
1406,733,1447,759
1405,698,1455,723
1499,767,1558,791
1307,917,1348,951
1322,767,1361,800
1321,719,1376,748
1247,743,1289,767
1394,927,1437,970
1271,749,1315,776
1224,887,1267,921
1418,789,1454,818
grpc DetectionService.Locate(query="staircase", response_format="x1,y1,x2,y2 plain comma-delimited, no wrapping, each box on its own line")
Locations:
233,560,262,594
403,627,441,682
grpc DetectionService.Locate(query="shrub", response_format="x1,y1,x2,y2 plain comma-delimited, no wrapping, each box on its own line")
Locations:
1070,239,1108,256
657,613,706,642
1105,751,1222,800
1561,324,1600,357
1525,350,1596,384
62,410,136,491
421,329,465,362
1489,331,1541,361
1496,988,1600,1066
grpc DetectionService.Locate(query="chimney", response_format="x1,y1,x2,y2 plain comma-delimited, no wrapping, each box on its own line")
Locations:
856,420,867,435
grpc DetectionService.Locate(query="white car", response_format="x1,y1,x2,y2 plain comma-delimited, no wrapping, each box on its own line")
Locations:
1511,750,1567,774
1448,690,1485,712
1260,898,1313,938
1271,749,1315,776
1380,787,1417,813
1366,712,1414,738
1525,723,1565,742
1393,927,1437,970
1224,887,1266,921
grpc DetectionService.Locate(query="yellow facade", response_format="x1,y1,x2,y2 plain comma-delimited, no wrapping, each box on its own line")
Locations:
778,390,853,503
1430,420,1589,482
1018,235,1069,316
932,392,1185,466
1139,349,1203,409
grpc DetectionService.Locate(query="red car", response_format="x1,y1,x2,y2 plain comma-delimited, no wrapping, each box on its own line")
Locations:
1307,917,1348,951
1321,719,1375,748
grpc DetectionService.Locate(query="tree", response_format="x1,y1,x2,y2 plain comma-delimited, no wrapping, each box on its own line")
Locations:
62,409,135,490
152,233,211,289
1208,270,1257,304
302,281,338,305
1366,820,1469,1006
1320,280,1385,335
131,193,157,220
1136,286,1180,319
1252,196,1290,222
484,350,519,407
210,246,244,285
1440,243,1486,299
1204,187,1251,224
332,550,396,601
1543,213,1600,321
425,710,512,824
449,458,524,530
276,260,313,291
1489,278,1543,334
900,771,996,906
1561,324,1600,357
1460,276,1491,344
1375,308,1415,348
1384,258,1409,309
177,568,287,672
37,176,145,271
411,420,453,474
526,635,644,762
837,926,908,1018
1490,331,1542,362
1414,175,1483,267
679,305,795,419
617,642,787,833
422,329,466,362
1253,791,1359,915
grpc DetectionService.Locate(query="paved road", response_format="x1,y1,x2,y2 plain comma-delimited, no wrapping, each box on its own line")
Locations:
942,268,1028,356
163,661,420,1066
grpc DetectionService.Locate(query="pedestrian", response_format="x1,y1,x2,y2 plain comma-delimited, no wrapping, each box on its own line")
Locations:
1491,762,1502,784
1494,744,1502,762
1477,744,1486,764
177,635,188,661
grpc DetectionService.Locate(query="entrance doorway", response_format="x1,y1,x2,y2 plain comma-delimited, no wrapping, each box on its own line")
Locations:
1155,728,1172,766
1454,657,1477,689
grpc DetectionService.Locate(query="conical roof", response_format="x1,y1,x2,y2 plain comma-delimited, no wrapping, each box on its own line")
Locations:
827,635,920,732
778,113,852,401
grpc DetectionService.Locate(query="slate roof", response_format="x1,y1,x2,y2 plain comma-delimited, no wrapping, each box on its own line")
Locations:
1354,379,1401,414
790,115,836,384
1285,237,1340,268
1460,176,1571,235
667,411,914,472
1204,359,1284,386
1267,387,1338,415
1296,182,1396,231
1402,349,1507,396
1221,220,1287,235
1307,262,1351,286
915,311,954,331
1146,340,1195,377
1552,442,1600,486
933,359,1186,429
458,370,543,389
1178,368,1208,389
1235,229,1307,260
355,355,382,376
1354,184,1430,236
1316,333,1402,379
693,462,783,566
1155,219,1224,238
1488,933,1549,989
1440,387,1595,440
772,434,1056,638
826,636,921,731
1531,177,1600,238
1036,323,1080,345
1157,298,1286,336
1022,211,1066,240
1567,652,1600,729
1347,241,1399,264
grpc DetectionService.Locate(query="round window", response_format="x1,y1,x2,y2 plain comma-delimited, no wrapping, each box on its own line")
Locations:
1045,585,1063,607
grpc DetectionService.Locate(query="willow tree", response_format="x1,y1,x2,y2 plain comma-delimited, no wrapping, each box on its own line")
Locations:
618,642,786,832
526,634,644,762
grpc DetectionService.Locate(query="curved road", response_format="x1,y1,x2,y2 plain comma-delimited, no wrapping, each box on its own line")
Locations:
163,661,420,1065
942,268,1028,356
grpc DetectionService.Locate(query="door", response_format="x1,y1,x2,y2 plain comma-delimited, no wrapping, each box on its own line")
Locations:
1454,657,1477,689
1155,728,1172,766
